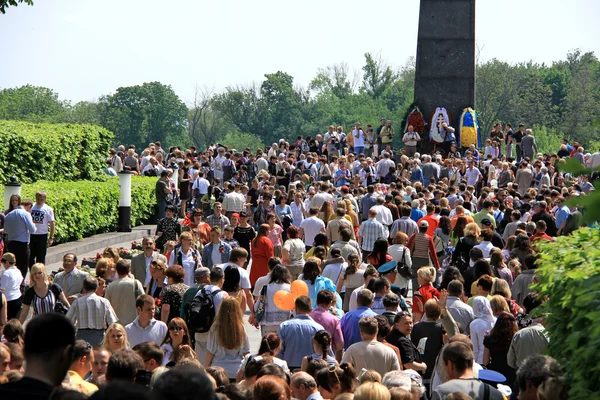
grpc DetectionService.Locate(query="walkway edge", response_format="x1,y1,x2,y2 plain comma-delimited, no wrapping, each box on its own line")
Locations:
44,225,154,267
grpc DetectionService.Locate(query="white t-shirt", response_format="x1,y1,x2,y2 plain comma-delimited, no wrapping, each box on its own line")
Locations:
168,248,200,286
216,263,251,290
196,284,227,313
353,129,365,147
253,272,271,297
0,267,24,301
403,131,421,146
322,262,347,290
30,203,55,235
192,177,210,195
465,167,482,186
300,217,326,247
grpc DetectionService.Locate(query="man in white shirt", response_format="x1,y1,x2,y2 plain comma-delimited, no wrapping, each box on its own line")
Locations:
215,247,255,324
222,183,245,217
125,294,168,347
376,152,395,181
309,183,334,209
371,197,393,235
402,125,421,157
255,153,269,172
212,147,226,180
464,160,482,187
191,171,210,200
29,191,55,267
299,208,326,250
193,267,227,363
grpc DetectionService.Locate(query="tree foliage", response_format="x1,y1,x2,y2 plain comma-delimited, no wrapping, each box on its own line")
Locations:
103,82,188,149
0,0,33,14
535,229,600,399
0,50,598,152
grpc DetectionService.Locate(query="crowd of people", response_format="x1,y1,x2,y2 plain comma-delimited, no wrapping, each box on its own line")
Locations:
0,118,590,400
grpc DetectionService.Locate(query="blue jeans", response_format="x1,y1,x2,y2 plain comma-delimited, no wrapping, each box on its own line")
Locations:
157,198,167,220
354,146,364,155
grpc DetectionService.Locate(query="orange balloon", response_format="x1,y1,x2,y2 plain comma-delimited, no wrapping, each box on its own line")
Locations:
290,280,309,298
273,290,295,311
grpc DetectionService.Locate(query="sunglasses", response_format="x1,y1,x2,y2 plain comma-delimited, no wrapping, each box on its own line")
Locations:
328,365,340,385
169,326,183,332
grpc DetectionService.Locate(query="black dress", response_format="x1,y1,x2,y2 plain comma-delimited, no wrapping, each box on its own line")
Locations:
179,168,190,200
483,335,516,387
234,225,256,257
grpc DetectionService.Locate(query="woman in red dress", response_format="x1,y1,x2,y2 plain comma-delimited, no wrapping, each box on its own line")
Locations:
250,224,274,286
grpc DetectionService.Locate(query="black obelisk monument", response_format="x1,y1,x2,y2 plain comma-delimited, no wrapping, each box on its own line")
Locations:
414,0,476,154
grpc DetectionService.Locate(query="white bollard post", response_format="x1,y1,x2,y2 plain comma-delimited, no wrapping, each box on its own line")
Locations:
117,171,132,232
4,176,21,212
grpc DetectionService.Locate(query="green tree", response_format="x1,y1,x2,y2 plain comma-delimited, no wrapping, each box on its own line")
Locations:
475,59,523,136
211,83,269,141
104,82,188,148
62,100,106,126
361,53,396,100
514,66,554,128
221,132,265,152
187,88,232,149
310,62,357,99
0,85,66,123
561,51,600,147
0,0,33,14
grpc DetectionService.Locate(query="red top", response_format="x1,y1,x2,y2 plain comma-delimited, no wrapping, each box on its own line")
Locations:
531,232,552,242
417,214,440,237
250,236,274,286
412,283,441,314
367,253,393,267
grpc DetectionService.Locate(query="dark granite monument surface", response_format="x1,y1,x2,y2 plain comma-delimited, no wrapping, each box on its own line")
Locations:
414,0,476,153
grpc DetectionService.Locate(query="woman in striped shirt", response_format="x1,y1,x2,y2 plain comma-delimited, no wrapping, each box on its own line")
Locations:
406,220,440,293
19,263,70,323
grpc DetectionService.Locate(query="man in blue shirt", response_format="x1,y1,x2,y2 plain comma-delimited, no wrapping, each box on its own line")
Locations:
4,198,36,281
555,197,571,236
340,289,377,350
278,296,325,369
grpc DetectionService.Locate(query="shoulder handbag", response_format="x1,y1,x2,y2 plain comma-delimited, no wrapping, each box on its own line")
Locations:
255,284,268,323
51,284,69,315
397,248,413,279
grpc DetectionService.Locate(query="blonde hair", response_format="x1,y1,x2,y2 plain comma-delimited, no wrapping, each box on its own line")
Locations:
102,247,120,263
358,370,382,384
490,295,510,314
101,323,129,352
29,263,48,287
95,257,115,278
417,266,435,283
464,222,481,238
354,382,391,400
179,231,193,242
491,279,511,299
211,298,245,350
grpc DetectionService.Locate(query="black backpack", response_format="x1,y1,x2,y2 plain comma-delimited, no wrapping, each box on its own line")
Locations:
187,287,222,333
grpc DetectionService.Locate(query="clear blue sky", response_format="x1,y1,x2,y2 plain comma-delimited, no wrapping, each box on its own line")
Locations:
0,0,598,104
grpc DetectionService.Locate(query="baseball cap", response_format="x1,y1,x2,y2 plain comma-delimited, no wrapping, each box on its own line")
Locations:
419,220,429,228
1,253,15,263
231,213,240,219
239,211,248,218
481,218,492,226
279,153,285,158
341,186,349,191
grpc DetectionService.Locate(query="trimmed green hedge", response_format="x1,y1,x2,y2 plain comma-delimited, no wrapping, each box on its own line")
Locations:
535,228,600,399
0,176,157,244
0,120,114,183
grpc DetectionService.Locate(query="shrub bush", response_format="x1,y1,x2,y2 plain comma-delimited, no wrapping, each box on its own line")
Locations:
0,176,157,244
0,120,114,183
535,228,600,399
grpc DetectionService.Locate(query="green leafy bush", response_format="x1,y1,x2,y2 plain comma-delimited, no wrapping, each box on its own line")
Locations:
535,229,600,399
0,176,157,244
0,120,113,183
